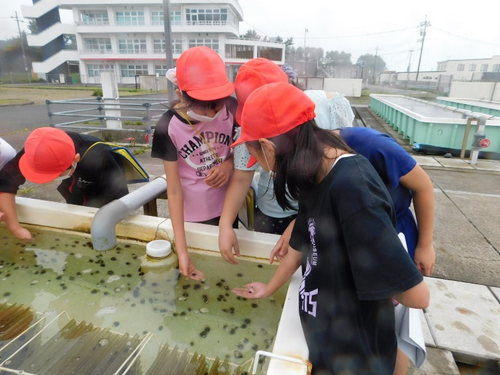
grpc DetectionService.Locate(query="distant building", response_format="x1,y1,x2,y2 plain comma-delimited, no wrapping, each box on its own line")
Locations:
381,55,500,90
21,0,285,84
436,56,500,82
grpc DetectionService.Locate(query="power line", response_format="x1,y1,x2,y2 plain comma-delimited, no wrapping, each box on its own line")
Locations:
416,16,430,81
433,26,500,46
282,25,421,42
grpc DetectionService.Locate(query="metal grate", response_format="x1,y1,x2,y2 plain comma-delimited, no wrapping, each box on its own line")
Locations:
1,317,143,375
145,344,249,375
0,305,253,375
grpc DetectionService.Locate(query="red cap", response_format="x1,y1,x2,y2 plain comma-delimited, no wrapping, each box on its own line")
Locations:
235,58,288,124
19,128,75,184
232,83,316,151
176,46,234,101
246,155,258,168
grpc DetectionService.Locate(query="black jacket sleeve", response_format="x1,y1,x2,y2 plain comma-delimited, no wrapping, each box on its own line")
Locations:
0,151,26,194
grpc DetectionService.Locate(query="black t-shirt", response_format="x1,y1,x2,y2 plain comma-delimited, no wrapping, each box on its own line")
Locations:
290,154,423,375
0,132,128,208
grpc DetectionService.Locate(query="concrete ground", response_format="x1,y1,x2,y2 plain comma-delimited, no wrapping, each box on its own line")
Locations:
1,96,499,374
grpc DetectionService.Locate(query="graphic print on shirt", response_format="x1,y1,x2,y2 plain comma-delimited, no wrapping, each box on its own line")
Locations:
177,131,231,177
299,218,319,317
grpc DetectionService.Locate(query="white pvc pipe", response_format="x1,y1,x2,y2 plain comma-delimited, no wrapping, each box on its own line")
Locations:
91,176,167,250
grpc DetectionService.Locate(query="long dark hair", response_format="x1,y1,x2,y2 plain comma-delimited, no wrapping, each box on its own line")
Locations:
170,90,232,121
249,121,354,210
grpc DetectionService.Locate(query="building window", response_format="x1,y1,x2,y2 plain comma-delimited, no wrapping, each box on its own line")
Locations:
87,64,114,77
186,8,228,25
153,39,165,53
171,11,181,25
457,64,465,71
480,64,488,72
81,12,109,25
172,39,182,54
154,38,182,54
151,11,164,25
257,46,283,61
155,65,167,75
492,64,499,72
116,11,145,26
121,64,148,77
468,64,476,71
188,38,219,52
84,38,112,53
226,44,254,59
118,39,147,54
63,35,77,50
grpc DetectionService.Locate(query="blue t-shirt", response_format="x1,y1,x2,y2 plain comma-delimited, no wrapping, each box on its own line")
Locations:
340,127,418,258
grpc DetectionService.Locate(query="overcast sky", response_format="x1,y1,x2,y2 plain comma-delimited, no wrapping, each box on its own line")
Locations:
2,0,500,72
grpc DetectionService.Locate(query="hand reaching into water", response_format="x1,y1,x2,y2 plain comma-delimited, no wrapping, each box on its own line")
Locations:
177,251,205,280
232,282,270,299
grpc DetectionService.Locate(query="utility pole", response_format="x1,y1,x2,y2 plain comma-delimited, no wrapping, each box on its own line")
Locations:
162,0,174,104
416,16,431,82
372,46,378,84
407,49,414,73
13,11,31,84
303,28,308,75
406,49,414,89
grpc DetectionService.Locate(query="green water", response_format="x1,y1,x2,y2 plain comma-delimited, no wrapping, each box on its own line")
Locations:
0,226,288,365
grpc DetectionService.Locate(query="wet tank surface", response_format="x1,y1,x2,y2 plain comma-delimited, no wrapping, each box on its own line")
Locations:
379,96,468,119
0,226,288,366
437,97,500,118
370,94,500,156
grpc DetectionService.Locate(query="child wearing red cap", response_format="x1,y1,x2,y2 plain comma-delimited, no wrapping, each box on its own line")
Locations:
0,127,129,241
151,46,237,280
231,82,430,375
221,58,435,375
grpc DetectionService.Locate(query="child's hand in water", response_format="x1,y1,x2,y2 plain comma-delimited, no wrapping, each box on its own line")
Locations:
177,252,205,280
232,282,269,299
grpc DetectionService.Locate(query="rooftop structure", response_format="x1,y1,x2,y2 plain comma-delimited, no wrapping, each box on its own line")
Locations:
21,0,285,84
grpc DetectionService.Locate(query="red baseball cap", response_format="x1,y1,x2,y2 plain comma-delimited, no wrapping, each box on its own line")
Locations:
19,128,75,184
231,83,316,168
235,58,288,124
176,46,234,101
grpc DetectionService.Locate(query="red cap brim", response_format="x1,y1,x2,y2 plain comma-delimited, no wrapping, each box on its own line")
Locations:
246,156,258,168
230,137,246,148
19,154,63,184
187,80,234,101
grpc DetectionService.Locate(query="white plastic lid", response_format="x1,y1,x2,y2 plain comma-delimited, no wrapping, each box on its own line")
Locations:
146,240,172,258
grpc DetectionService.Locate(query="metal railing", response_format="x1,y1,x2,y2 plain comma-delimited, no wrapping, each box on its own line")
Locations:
45,97,169,145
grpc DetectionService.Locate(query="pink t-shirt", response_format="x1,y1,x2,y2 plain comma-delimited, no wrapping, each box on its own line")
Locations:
152,110,233,222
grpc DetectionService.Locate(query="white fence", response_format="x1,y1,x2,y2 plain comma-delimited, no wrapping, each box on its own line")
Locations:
449,82,500,102
296,78,362,97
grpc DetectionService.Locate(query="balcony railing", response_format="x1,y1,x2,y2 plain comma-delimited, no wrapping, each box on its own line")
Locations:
153,49,183,54
81,49,113,54
151,20,182,26
80,48,184,55
75,19,237,28
116,21,146,26
186,20,238,28
119,49,148,54
76,21,110,26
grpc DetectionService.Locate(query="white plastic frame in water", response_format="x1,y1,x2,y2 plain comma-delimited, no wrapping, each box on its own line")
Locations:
12,196,310,375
